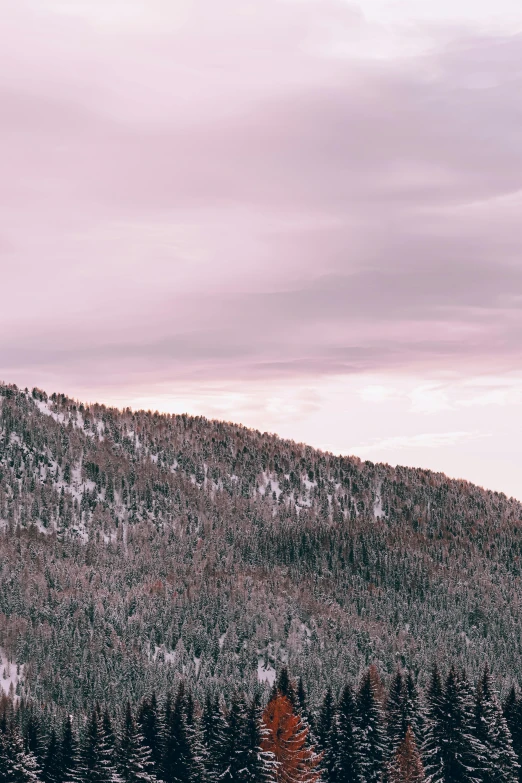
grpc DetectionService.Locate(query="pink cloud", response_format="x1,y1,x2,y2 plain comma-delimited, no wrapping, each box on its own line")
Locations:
1,0,522,391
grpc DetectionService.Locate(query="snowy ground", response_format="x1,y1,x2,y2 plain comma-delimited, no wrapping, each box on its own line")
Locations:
0,648,23,698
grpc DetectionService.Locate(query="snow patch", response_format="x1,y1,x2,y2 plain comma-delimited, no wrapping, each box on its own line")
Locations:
257,659,276,687
0,648,23,698
373,481,384,519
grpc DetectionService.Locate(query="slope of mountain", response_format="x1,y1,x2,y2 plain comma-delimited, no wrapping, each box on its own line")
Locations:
0,381,521,714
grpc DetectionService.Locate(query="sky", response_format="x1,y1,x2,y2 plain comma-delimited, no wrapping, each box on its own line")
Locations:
2,0,522,499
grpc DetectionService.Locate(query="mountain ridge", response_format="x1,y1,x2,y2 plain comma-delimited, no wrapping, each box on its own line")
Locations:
1,380,522,714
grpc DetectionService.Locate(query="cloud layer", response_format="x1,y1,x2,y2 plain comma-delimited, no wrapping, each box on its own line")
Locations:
2,0,522,387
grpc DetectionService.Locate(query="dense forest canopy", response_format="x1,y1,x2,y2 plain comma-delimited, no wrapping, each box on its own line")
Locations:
1,381,522,720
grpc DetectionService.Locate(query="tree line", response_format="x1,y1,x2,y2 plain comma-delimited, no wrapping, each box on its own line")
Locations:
2,664,522,783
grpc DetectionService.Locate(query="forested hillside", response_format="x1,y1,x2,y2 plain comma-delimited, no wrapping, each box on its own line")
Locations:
1,380,522,720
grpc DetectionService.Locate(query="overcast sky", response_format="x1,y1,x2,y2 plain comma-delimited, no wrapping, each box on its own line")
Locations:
2,0,522,498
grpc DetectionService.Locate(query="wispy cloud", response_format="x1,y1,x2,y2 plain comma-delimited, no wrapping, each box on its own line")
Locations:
350,430,488,455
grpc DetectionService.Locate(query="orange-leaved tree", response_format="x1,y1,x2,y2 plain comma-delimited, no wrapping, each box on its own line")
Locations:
262,690,322,783
388,726,426,783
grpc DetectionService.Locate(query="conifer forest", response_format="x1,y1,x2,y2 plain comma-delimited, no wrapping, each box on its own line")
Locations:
2,381,522,782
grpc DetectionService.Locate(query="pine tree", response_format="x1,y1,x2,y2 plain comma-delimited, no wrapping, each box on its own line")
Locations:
23,710,43,769
317,688,335,757
78,708,122,783
138,694,162,779
41,729,61,783
296,680,316,739
162,684,194,783
221,692,249,783
387,669,423,754
118,702,157,783
243,693,277,783
182,690,206,783
387,670,406,753
0,721,41,783
504,687,522,783
274,669,298,709
474,666,518,783
404,672,423,745
60,715,80,783
388,726,425,783
318,688,336,783
423,665,485,783
201,693,228,783
332,684,359,783
262,690,321,783
422,664,445,783
356,667,387,783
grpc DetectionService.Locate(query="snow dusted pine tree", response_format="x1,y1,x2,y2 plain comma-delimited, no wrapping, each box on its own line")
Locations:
118,702,157,783
422,664,445,783
297,680,316,740
387,669,423,756
78,708,122,783
331,683,360,783
504,687,522,783
201,693,228,783
356,666,387,783
0,722,41,783
162,685,195,783
243,692,277,783
387,669,406,753
404,671,423,745
317,689,335,757
423,666,485,783
317,688,336,783
220,692,250,783
61,714,81,783
474,667,519,783
41,729,60,783
137,694,162,779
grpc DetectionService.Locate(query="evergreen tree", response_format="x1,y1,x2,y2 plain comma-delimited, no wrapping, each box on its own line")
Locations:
274,669,298,709
332,684,360,783
201,693,228,783
79,708,122,783
60,715,80,783
317,688,335,756
504,688,522,783
318,688,337,783
163,684,194,783
388,726,425,783
243,693,276,783
221,692,249,783
41,729,61,783
423,665,485,783
404,672,423,745
183,691,206,783
387,669,423,754
138,694,162,779
296,680,316,739
23,710,43,769
356,667,387,783
474,666,518,783
387,670,405,753
118,702,157,783
0,722,41,783
102,709,118,762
